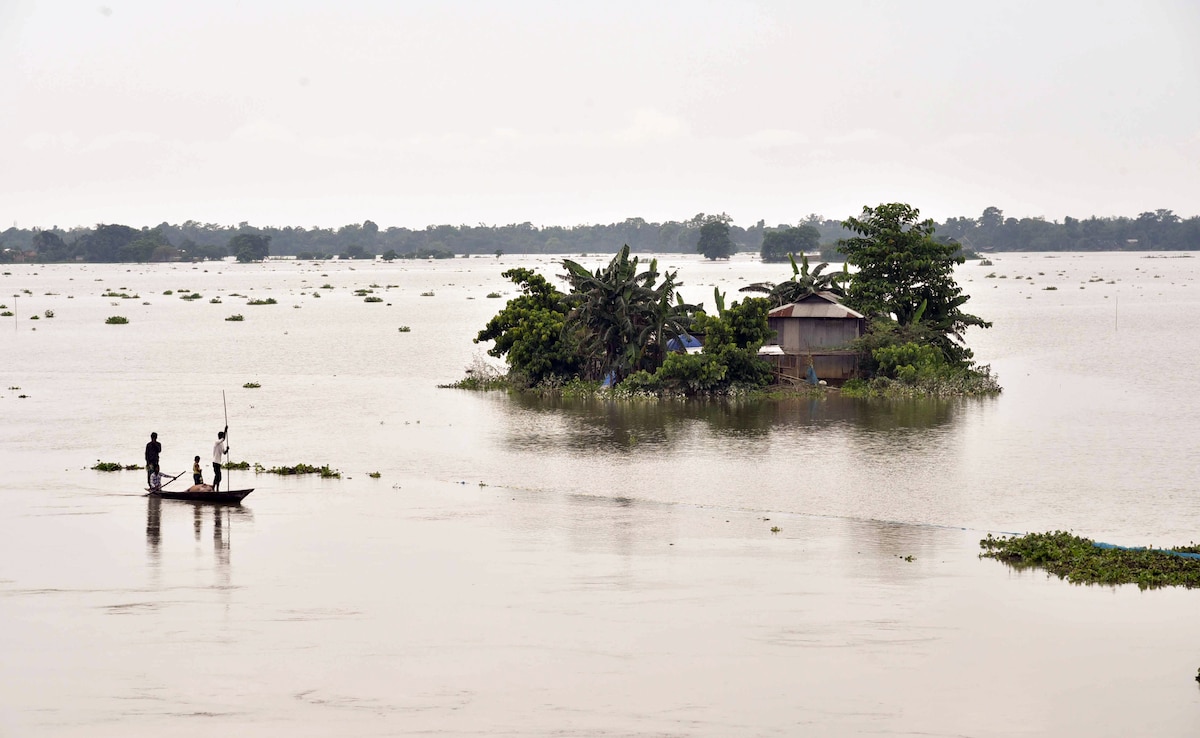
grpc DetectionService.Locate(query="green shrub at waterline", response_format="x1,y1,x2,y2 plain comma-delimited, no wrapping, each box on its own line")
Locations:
980,531,1200,589
92,461,142,471
261,463,341,478
105,316,129,324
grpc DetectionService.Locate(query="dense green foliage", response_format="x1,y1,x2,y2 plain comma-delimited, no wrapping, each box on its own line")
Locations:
4,205,1197,263
980,531,1200,589
474,268,582,386
230,233,271,262
841,203,991,365
562,245,698,382
619,297,774,394
696,218,735,260
760,225,820,262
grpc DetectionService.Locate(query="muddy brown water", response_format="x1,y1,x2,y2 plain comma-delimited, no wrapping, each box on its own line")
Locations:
2,253,1199,736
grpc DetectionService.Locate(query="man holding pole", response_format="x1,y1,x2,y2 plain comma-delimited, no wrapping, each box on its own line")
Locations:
212,426,229,492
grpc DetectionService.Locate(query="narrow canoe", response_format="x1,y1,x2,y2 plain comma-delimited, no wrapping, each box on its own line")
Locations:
147,488,254,504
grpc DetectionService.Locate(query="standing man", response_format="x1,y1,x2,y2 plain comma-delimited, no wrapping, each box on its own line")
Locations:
145,432,162,489
212,425,229,492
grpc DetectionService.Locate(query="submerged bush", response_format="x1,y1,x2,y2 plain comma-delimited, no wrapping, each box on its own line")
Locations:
105,315,128,324
225,314,244,321
247,297,277,305
262,463,341,478
92,461,141,471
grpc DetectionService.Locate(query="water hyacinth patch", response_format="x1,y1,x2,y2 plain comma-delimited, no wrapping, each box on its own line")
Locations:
980,531,1200,589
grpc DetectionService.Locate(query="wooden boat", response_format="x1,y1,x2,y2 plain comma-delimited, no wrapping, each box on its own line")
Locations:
147,485,253,504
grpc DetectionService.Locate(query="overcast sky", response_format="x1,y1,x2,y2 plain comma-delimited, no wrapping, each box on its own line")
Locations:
2,0,1198,230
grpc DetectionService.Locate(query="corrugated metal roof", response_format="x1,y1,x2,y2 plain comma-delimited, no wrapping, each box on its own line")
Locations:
768,292,865,320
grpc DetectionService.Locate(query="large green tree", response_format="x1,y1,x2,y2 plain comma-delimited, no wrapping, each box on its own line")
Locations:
840,203,990,361
760,225,819,263
474,268,581,385
78,224,138,263
696,219,735,260
229,233,271,262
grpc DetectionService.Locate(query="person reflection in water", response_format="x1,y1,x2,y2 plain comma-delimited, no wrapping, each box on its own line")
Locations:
145,432,162,489
212,426,228,492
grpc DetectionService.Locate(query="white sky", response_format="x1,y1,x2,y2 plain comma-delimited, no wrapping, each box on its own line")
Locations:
2,0,1198,230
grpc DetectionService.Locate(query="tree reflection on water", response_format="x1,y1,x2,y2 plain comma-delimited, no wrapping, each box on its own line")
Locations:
501,392,990,454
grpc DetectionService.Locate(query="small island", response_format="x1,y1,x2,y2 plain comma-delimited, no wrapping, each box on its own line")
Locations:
456,202,999,397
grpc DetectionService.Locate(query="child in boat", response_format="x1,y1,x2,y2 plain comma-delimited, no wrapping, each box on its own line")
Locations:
192,455,203,485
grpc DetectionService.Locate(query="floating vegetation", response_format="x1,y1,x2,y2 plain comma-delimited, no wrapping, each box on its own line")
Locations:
222,460,251,470
397,325,411,332
420,291,435,297
92,461,141,472
162,290,174,295
180,293,202,300
43,310,54,318
247,297,277,305
262,463,341,478
980,531,1200,589
312,292,321,298
978,259,994,266
368,471,381,478
225,314,244,321
105,316,129,324
364,296,383,303
320,283,333,289
985,272,996,278
1043,286,1058,291
29,314,39,320
243,382,261,388
102,291,138,298
1,311,12,317
354,289,373,295
210,297,222,304
486,291,502,298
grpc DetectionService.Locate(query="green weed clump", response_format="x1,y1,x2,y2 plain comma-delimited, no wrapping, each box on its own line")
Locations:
222,460,251,470
364,296,383,303
225,314,244,321
263,463,341,478
92,461,141,471
247,297,277,305
243,382,261,388
980,531,1200,589
105,316,129,324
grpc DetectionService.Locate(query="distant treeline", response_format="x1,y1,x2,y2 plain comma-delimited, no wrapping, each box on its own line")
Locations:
2,207,1197,263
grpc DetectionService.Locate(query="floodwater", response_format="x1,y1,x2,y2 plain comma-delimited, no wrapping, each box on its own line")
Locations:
2,252,1199,736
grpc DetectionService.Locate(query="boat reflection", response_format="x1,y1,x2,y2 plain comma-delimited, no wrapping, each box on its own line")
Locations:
145,496,252,585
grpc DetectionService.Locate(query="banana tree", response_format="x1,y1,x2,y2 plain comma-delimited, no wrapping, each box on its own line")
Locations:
739,253,848,306
562,245,699,382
